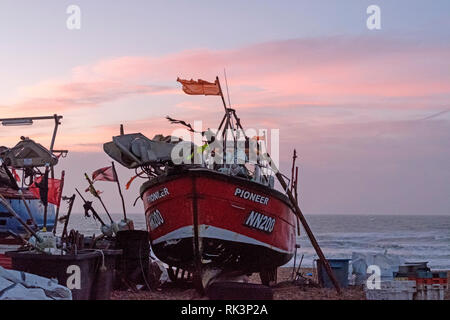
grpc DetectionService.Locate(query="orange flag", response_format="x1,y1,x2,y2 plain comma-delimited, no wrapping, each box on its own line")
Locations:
177,78,221,96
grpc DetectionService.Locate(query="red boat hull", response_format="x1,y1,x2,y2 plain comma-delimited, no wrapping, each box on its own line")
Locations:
141,169,296,273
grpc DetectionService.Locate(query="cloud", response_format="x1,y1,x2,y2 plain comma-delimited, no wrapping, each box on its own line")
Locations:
4,35,450,118
11,80,175,113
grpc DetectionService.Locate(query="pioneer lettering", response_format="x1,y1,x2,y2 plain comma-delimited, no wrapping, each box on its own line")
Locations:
244,211,276,233
148,187,170,203
234,188,269,205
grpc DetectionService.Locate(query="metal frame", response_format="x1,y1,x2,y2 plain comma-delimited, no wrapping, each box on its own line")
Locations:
0,114,63,153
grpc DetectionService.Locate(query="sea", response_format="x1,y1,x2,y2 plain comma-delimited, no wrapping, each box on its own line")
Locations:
67,213,450,270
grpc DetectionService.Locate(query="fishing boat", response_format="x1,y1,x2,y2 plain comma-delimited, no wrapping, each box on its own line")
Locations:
104,78,297,288
0,115,67,246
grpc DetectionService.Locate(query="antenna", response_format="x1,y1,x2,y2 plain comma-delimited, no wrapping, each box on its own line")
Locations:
224,69,232,108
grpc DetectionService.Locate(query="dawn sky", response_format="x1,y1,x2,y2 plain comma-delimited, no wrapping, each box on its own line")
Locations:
0,0,449,215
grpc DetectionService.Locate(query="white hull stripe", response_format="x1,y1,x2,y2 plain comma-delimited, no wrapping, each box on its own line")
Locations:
152,225,292,255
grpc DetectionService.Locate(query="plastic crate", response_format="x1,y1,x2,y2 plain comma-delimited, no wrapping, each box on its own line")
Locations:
365,280,416,300
416,284,445,300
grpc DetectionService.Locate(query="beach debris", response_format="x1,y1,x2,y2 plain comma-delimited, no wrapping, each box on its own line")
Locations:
0,266,72,300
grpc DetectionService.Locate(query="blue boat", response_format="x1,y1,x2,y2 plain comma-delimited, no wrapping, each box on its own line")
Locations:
0,197,56,244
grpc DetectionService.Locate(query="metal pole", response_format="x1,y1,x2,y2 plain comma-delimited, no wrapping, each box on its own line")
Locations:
49,114,61,153
290,150,297,193
61,194,75,239
42,166,50,231
111,161,127,221
48,114,62,179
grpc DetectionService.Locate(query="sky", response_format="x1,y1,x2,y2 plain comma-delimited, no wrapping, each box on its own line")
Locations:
0,0,449,216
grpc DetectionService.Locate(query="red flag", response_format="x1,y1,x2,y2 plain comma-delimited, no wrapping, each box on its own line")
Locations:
11,169,20,182
30,177,62,207
92,166,117,182
177,78,221,96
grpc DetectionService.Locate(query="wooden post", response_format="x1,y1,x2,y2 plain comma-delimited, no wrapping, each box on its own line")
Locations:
266,153,342,294
294,166,299,201
42,165,50,231
111,161,127,221
290,150,297,193
61,194,75,240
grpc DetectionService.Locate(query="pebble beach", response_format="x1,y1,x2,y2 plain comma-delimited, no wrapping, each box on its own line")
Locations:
111,267,450,300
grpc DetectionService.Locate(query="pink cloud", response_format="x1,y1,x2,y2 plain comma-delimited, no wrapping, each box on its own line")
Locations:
4,36,450,117
1,35,449,157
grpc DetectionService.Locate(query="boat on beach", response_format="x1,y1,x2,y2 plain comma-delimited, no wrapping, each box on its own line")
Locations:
140,167,296,275
104,77,298,288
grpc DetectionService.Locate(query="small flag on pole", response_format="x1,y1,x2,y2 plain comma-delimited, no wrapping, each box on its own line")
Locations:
177,78,221,96
91,166,117,182
125,174,139,190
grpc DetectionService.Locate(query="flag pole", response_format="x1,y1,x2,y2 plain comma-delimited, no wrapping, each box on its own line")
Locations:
42,165,50,232
223,69,232,108
111,161,127,221
264,153,342,295
216,76,228,113
84,173,114,223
